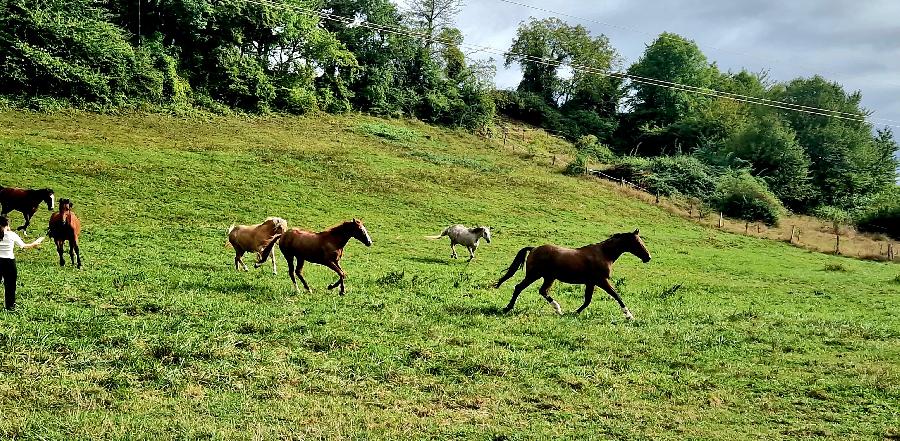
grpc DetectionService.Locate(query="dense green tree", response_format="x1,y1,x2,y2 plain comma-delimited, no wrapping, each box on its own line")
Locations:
772,76,898,209
505,18,619,107
718,113,815,211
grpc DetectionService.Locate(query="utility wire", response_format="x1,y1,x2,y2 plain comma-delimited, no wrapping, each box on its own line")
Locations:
494,0,900,93
235,0,900,128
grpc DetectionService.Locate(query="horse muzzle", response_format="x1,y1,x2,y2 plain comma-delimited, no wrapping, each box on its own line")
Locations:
642,256,652,263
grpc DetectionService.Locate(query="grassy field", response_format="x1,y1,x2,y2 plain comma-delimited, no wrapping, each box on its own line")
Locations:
0,110,898,440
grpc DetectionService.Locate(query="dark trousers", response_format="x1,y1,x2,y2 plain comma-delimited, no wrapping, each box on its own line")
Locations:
0,258,16,310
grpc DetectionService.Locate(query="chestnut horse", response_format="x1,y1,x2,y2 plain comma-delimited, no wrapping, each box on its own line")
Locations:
495,230,651,319
48,198,82,268
0,186,55,234
256,219,372,295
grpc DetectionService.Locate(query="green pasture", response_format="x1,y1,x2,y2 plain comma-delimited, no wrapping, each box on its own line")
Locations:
0,111,897,440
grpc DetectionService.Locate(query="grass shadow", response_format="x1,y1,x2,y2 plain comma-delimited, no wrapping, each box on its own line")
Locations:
445,303,507,316
408,256,455,266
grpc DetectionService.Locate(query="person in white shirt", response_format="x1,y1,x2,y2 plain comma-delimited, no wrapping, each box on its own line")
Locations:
0,215,44,310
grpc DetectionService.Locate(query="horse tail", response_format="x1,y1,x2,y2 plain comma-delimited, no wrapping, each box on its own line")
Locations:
425,226,449,240
256,234,283,266
225,224,235,248
495,246,534,288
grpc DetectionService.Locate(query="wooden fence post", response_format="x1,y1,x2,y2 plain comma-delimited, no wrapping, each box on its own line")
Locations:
718,212,723,228
789,225,796,243
745,222,749,234
655,193,660,204
797,228,801,243
835,230,841,255
757,225,761,234
889,243,894,261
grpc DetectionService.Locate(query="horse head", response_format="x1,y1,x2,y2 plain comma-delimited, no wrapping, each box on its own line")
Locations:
352,218,373,247
478,226,492,243
44,189,55,211
628,229,651,263
266,217,287,235
58,198,73,212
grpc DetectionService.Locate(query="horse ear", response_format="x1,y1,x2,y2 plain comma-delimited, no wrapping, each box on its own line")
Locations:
633,229,640,235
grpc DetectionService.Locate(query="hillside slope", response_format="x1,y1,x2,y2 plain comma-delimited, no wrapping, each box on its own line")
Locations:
0,110,898,440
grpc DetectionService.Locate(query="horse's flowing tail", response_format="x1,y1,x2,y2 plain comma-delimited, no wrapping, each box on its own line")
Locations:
495,246,534,288
225,225,235,248
255,234,283,266
425,227,449,240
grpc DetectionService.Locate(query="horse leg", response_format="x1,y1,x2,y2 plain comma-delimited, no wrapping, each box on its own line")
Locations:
325,261,346,295
295,260,312,293
271,245,277,275
503,274,539,312
17,213,31,235
56,240,65,267
73,240,82,269
575,284,595,314
235,250,247,271
450,242,458,259
68,240,76,268
538,278,562,315
467,246,475,261
600,278,634,320
285,254,300,293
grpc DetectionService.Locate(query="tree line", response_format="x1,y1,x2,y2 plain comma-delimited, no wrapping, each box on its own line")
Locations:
0,1,897,237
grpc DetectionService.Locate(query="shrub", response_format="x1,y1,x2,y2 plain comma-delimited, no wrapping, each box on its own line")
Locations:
854,187,900,239
711,171,783,225
0,0,161,104
646,156,718,200
575,135,616,163
602,155,717,200
276,86,319,114
209,47,275,112
564,154,589,176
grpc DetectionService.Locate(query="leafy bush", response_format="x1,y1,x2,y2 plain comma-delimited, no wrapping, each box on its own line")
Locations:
854,187,900,239
602,155,717,200
711,171,783,225
209,47,275,112
0,0,161,104
647,156,718,200
564,154,589,176
575,135,616,163
276,86,319,114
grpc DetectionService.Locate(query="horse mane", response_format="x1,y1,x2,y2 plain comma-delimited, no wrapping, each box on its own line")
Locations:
264,216,287,230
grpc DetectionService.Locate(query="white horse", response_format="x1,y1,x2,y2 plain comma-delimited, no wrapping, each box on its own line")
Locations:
426,224,492,260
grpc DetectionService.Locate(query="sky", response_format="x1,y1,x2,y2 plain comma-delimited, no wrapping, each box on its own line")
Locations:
453,0,900,133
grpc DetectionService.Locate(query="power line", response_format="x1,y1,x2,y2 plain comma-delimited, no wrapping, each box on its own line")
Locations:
493,0,900,94
234,0,900,128
493,0,900,125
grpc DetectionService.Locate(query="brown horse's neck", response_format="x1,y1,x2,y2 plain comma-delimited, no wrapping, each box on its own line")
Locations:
597,236,629,263
324,222,356,247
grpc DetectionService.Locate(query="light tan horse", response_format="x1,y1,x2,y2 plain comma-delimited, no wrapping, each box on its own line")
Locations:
495,230,651,319
227,217,287,274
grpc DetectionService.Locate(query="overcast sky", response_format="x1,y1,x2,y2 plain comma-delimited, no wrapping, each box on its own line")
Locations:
454,0,900,132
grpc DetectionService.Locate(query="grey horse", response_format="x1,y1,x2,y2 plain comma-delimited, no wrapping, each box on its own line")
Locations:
427,224,492,260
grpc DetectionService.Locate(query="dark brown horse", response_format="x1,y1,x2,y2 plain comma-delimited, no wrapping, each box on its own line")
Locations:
0,186,55,234
48,199,82,268
256,219,372,295
495,230,651,319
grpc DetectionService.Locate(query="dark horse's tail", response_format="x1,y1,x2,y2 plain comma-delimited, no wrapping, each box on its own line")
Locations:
255,234,283,267
495,246,534,288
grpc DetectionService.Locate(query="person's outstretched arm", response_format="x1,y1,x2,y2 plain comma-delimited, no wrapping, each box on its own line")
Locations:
20,236,44,250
